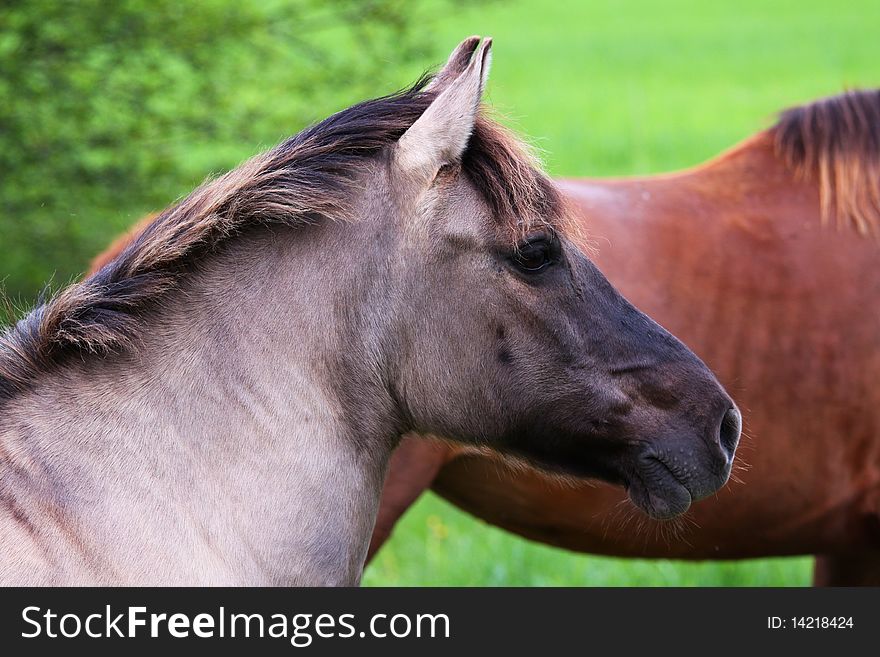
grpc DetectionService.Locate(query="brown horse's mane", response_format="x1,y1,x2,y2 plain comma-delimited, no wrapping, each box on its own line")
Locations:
0,78,561,401
772,88,880,235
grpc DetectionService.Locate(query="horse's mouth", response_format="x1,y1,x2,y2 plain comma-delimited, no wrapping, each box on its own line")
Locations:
625,456,694,520
509,442,720,521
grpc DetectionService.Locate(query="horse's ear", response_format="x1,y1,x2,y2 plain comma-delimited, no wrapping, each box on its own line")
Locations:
425,35,481,92
395,37,492,182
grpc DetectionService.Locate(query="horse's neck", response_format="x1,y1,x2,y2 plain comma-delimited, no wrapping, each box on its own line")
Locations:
0,228,394,585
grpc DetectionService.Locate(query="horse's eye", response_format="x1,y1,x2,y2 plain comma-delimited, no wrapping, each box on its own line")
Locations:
512,239,553,273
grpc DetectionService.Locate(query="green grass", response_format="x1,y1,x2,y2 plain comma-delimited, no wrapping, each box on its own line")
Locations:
364,0,879,586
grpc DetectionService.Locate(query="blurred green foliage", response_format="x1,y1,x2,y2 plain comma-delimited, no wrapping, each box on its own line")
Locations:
0,0,445,301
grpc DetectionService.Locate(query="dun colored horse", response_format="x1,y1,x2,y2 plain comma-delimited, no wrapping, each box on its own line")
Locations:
89,88,880,586
0,38,738,585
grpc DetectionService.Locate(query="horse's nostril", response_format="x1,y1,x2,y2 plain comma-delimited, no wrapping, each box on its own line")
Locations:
718,407,742,462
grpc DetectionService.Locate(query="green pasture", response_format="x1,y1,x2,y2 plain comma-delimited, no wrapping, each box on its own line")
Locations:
3,0,878,585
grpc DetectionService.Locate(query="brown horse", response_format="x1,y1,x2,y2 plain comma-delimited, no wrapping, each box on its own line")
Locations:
92,90,880,585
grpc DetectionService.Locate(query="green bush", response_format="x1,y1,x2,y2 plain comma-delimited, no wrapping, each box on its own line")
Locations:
0,0,445,302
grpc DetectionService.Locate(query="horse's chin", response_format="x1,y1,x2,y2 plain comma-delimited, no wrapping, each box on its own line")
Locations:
625,457,693,520
506,443,700,520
